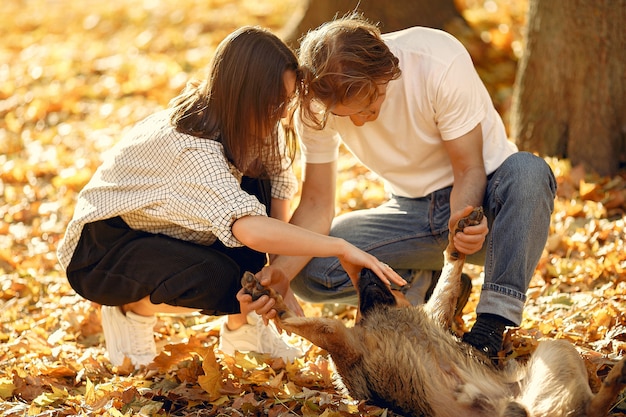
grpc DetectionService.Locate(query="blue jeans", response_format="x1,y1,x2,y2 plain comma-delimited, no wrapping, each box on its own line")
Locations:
291,152,557,325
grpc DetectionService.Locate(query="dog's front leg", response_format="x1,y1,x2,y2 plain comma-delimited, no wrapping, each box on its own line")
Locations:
425,207,483,328
280,316,361,362
425,257,465,328
240,272,361,365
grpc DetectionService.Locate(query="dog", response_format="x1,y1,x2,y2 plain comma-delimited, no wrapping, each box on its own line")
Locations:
242,207,626,417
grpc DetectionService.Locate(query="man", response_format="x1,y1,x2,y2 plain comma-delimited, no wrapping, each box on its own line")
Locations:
249,14,556,360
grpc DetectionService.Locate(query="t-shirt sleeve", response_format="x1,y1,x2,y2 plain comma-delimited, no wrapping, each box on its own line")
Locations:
169,148,267,247
434,50,490,141
295,110,341,164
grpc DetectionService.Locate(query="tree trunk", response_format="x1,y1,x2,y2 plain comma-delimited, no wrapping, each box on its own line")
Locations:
510,0,626,176
280,0,467,46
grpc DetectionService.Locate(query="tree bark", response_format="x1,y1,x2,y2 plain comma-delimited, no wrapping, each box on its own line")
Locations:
280,0,467,46
510,0,626,176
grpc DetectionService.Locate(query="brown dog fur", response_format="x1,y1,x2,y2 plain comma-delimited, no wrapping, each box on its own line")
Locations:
241,208,626,417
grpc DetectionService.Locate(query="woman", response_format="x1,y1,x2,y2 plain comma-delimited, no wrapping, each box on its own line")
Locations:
57,26,404,367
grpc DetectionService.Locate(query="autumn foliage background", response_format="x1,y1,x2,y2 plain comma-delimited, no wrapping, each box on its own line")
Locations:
1,0,625,416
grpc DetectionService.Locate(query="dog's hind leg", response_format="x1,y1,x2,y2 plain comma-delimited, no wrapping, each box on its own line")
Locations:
587,357,626,417
425,258,465,327
425,207,483,328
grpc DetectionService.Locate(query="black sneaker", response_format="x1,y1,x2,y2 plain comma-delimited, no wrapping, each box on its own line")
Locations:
462,313,515,363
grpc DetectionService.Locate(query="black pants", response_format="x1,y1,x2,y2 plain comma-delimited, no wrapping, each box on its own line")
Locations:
66,177,270,316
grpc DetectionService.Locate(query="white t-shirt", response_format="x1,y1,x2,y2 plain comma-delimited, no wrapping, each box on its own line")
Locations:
297,26,518,198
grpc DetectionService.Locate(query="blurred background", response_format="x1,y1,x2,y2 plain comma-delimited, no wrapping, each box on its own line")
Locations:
1,1,625,415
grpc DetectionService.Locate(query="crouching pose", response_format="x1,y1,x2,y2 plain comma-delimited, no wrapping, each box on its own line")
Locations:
57,25,404,368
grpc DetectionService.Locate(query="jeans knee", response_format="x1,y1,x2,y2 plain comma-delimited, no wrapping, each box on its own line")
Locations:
290,273,332,303
499,152,556,201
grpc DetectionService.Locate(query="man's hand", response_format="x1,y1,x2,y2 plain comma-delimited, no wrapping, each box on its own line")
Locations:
448,206,488,256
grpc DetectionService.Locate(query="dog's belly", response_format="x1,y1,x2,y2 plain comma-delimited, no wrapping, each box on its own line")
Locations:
333,307,518,417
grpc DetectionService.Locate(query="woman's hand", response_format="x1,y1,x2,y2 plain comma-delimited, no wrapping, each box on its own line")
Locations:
236,285,275,319
257,264,305,317
448,205,488,255
336,240,407,289
241,265,304,329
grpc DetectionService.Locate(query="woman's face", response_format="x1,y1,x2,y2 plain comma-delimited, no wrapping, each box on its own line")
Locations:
281,69,298,119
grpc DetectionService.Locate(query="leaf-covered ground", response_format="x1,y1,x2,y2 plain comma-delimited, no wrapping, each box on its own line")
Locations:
1,1,625,415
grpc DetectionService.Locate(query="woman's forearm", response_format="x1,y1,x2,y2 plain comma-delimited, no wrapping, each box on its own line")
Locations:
232,215,347,258
233,214,407,289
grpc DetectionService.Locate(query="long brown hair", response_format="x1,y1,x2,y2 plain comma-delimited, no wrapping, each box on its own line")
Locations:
298,13,401,129
170,26,300,177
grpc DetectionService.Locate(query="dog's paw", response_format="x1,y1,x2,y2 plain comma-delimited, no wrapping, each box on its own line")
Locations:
449,207,484,260
606,356,626,387
454,382,523,415
502,401,529,417
240,271,293,320
454,207,484,234
241,271,271,301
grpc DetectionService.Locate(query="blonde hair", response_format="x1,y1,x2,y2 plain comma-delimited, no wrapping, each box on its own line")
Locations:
298,13,401,129
170,26,300,177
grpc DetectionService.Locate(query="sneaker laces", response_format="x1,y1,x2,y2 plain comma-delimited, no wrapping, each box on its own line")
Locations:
125,312,157,360
253,316,301,361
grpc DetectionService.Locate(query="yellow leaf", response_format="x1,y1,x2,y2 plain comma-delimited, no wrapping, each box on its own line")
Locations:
0,377,15,399
139,401,164,415
198,349,222,401
84,378,96,405
269,369,285,388
32,385,69,406
105,408,126,417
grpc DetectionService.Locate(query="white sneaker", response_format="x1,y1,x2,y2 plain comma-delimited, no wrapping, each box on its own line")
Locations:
101,306,157,367
218,313,302,362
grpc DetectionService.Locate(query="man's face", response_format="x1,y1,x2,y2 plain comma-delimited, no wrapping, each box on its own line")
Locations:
329,83,388,127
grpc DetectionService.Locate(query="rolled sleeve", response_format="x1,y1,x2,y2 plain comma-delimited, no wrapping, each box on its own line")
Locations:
170,148,268,247
271,129,299,200
271,168,298,200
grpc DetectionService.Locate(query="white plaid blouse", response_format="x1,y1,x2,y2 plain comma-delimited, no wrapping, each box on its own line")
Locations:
57,110,298,270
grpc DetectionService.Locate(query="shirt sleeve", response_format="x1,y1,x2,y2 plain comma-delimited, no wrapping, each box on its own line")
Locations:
434,50,490,141
169,147,268,247
271,168,298,200
270,128,299,200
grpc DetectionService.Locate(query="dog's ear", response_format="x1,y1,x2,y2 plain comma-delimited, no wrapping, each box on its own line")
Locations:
357,269,397,318
391,290,412,307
